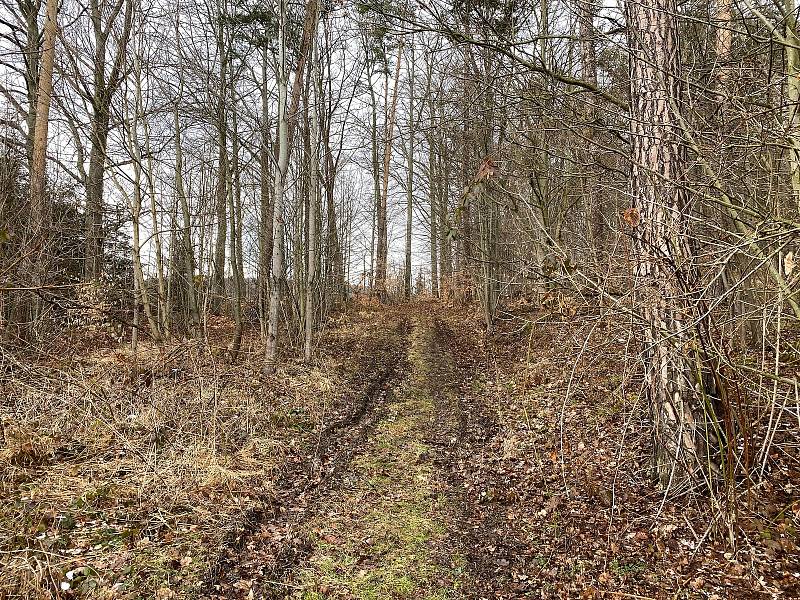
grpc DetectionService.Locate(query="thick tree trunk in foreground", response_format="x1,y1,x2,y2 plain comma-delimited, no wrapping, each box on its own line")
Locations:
626,0,715,488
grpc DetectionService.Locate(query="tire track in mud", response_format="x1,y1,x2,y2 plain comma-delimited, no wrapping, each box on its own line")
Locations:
253,311,491,598
423,316,504,596
201,315,411,599
270,313,468,597
204,308,501,599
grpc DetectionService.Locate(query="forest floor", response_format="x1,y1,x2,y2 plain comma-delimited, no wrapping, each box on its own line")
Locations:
2,300,798,599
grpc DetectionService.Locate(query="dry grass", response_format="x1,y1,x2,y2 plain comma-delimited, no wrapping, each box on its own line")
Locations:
0,311,372,600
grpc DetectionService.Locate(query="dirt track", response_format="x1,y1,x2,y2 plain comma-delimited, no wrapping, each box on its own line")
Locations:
205,308,496,598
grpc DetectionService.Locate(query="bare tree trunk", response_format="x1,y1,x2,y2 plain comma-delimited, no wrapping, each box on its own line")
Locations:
259,43,274,339
321,25,344,307
211,19,229,313
176,124,200,337
294,174,305,325
458,83,473,301
579,0,602,251
368,67,380,291
262,0,319,373
228,102,244,359
128,177,162,342
476,174,497,332
264,0,291,375
376,44,403,299
26,0,57,329
128,39,169,336
305,29,321,361
28,0,55,233
323,134,342,304
429,134,439,298
84,0,134,281
142,103,168,334
117,94,162,343
404,44,415,300
786,0,800,207
438,137,452,298
21,0,41,174
174,15,200,338
626,0,713,488
85,114,109,281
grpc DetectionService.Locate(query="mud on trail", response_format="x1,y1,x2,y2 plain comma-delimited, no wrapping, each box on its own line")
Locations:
204,308,412,598
208,307,490,599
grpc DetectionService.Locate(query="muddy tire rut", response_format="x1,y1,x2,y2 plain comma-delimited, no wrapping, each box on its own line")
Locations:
201,315,411,599
203,309,500,599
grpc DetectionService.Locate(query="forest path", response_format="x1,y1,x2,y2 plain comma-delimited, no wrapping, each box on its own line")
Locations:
205,305,500,599
267,312,472,598
192,306,492,600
